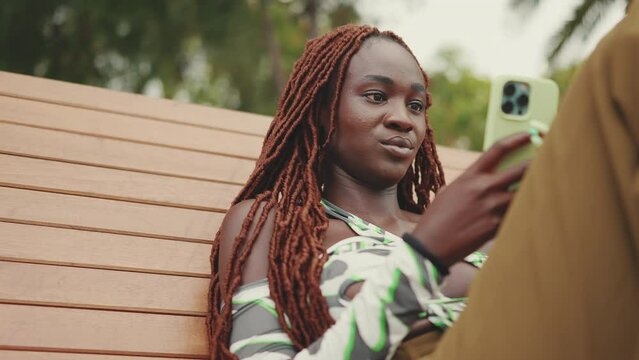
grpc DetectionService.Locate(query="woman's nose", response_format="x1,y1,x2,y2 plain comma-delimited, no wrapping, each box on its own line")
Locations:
383,103,413,132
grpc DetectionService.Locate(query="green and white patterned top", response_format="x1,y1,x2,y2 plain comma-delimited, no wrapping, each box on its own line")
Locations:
227,200,487,359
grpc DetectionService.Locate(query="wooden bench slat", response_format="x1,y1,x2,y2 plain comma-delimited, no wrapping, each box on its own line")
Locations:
0,71,271,137
0,154,240,210
0,123,255,184
0,187,221,242
0,223,211,276
0,350,193,360
434,146,480,170
0,262,208,315
0,96,263,159
0,304,207,357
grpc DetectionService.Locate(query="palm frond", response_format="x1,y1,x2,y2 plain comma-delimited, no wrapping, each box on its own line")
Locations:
509,0,541,9
509,0,542,15
547,0,619,64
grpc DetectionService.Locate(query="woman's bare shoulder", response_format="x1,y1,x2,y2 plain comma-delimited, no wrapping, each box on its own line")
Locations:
219,199,262,234
218,199,276,296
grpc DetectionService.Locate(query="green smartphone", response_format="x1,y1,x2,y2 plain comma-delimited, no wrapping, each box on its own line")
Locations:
483,75,559,172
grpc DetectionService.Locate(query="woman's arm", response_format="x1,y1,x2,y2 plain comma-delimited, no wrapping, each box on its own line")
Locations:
227,238,448,359
218,199,275,299
440,241,491,298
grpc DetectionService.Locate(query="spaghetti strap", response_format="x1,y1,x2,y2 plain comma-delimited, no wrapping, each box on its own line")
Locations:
321,199,488,268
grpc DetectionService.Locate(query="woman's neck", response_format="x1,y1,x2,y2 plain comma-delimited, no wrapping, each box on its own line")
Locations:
322,165,409,226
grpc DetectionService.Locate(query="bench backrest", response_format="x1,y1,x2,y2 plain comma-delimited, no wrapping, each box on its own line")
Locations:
0,70,479,359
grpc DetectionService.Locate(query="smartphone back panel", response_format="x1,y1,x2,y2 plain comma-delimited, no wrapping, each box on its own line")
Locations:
483,75,559,171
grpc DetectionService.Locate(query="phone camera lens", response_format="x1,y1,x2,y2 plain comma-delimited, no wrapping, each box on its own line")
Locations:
504,83,515,96
501,101,514,114
517,94,529,106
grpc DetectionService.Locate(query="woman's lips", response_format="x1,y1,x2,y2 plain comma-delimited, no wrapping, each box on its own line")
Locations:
380,136,414,158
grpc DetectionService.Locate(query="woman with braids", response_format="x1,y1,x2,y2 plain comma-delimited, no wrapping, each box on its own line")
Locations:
208,23,515,358
209,6,639,359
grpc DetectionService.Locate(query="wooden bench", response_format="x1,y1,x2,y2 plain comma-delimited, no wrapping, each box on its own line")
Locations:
0,70,479,359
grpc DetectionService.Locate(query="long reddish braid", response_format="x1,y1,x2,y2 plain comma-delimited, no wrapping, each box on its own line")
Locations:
207,25,445,359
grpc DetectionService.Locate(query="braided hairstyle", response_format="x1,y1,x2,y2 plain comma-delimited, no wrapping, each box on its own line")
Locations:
207,24,446,359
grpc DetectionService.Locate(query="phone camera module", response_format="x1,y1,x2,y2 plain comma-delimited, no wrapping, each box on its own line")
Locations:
501,81,530,117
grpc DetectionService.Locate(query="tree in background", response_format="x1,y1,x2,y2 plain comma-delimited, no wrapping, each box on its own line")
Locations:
0,0,358,114
427,46,490,151
510,0,629,64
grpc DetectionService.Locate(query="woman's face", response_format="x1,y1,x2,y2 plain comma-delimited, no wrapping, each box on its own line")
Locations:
328,37,428,189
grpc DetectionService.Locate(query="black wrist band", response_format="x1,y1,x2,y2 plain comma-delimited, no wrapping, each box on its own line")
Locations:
402,233,450,277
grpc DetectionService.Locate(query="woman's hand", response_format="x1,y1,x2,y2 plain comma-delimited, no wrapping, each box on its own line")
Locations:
412,133,532,266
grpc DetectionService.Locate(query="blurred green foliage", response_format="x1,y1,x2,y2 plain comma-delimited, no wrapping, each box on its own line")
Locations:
0,0,359,114
0,0,579,151
428,47,491,151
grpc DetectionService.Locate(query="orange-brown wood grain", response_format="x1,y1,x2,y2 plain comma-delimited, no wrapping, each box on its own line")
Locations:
0,222,211,277
0,71,272,136
0,304,208,358
0,261,208,315
0,351,195,360
0,96,263,160
0,154,240,211
0,187,223,242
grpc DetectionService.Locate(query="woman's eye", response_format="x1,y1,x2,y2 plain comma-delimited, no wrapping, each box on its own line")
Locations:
408,101,424,113
364,92,386,103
